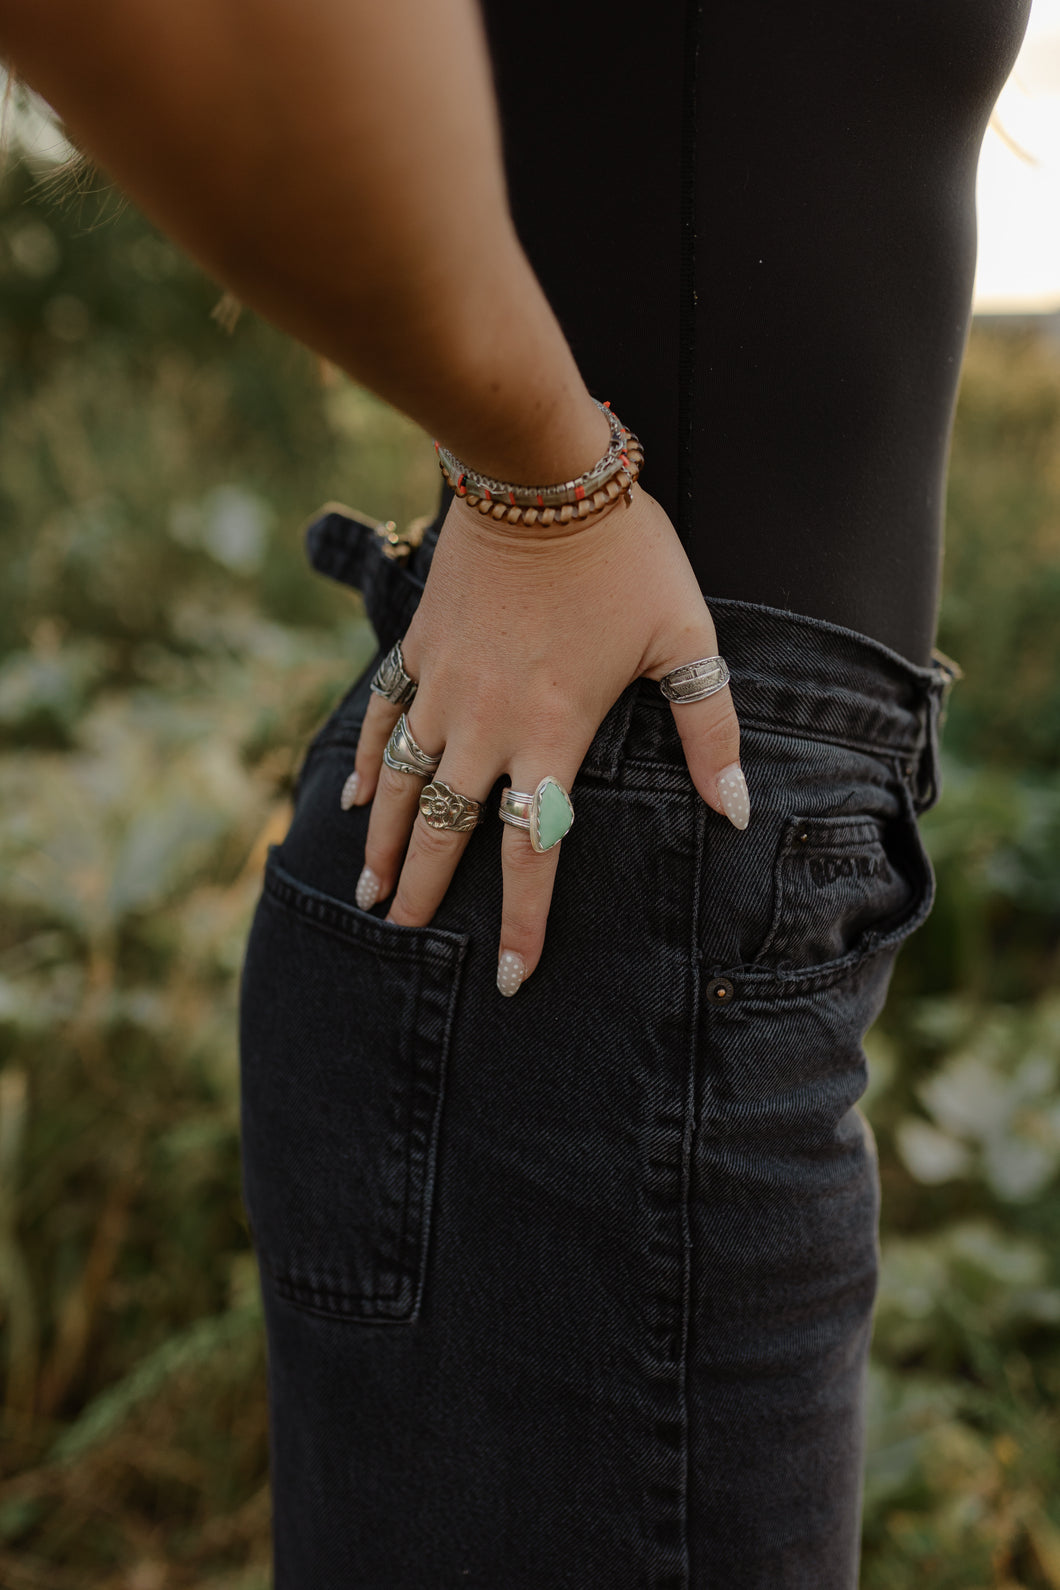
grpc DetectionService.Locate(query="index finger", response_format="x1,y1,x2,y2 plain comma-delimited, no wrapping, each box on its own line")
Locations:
650,637,748,830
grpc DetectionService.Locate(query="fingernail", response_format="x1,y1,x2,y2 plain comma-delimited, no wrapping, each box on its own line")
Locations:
340,771,360,810
355,866,381,910
497,950,526,998
716,763,750,830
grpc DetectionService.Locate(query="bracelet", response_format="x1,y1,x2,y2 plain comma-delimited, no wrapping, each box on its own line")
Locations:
434,398,644,529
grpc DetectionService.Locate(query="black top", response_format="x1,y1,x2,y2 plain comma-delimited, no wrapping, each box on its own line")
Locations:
480,0,1031,664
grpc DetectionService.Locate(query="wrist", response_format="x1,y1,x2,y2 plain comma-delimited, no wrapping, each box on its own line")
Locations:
436,375,610,489
438,397,643,535
430,241,611,484
481,387,612,487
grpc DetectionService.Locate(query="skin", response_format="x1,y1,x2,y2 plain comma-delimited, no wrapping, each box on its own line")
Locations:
1,0,745,992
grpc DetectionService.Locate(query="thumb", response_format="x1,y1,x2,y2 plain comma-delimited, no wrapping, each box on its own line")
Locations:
648,646,749,831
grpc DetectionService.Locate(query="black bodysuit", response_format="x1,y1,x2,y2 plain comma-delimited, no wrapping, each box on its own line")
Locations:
480,1,1032,665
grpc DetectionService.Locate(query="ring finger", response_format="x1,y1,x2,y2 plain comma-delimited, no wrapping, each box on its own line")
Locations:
385,755,496,927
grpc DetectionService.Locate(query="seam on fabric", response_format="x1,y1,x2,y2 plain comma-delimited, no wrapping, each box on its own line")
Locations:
735,717,924,760
262,854,470,964
668,1,703,1570
677,0,703,552
677,793,705,1589
261,1259,412,1314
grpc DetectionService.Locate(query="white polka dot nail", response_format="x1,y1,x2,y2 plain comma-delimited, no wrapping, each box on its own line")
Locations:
340,770,360,810
497,950,526,998
716,763,751,830
355,866,381,911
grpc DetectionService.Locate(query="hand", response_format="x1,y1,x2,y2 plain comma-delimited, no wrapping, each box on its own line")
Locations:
342,485,748,995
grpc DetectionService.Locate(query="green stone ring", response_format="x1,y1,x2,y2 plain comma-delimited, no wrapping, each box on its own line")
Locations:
498,777,574,853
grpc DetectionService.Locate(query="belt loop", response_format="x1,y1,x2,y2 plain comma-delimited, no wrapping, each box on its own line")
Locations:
911,690,941,815
302,504,429,656
929,646,963,714
910,652,961,815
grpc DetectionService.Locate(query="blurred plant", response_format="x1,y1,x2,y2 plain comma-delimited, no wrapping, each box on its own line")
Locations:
0,631,375,1585
3,148,1060,1585
0,155,406,1584
940,323,1060,773
893,998,1060,1203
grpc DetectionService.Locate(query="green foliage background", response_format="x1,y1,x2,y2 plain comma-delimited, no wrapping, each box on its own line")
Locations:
1,152,1060,1589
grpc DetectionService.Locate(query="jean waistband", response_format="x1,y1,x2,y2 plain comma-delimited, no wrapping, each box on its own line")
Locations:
303,503,959,816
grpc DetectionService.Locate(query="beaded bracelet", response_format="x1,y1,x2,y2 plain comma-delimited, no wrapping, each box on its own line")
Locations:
434,398,644,529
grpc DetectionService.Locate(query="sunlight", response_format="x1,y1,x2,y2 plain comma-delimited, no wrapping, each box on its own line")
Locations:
975,0,1060,311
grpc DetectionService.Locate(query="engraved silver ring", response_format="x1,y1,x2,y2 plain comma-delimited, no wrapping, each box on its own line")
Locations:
658,655,731,705
383,713,442,777
419,780,484,833
370,639,418,709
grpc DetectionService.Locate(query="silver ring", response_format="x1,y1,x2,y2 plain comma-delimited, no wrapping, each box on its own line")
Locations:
659,655,730,704
383,713,442,777
370,639,418,709
499,791,533,827
498,776,574,853
419,780,484,833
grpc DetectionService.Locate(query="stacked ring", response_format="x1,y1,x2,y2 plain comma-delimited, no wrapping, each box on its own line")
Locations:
498,776,574,853
370,639,418,709
383,713,442,777
419,780,484,833
659,655,731,704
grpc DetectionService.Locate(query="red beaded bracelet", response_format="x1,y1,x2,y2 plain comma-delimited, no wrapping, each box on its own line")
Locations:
434,399,644,529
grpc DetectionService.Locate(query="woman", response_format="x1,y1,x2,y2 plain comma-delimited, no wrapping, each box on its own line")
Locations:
1,1,1033,1584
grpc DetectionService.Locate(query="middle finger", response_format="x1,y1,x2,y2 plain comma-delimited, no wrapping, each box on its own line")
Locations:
385,752,496,927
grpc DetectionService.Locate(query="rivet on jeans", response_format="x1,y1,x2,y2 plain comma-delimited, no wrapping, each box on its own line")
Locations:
706,976,735,1005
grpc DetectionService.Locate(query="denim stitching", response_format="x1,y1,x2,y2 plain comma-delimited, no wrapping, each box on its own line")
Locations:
675,793,706,1590
262,852,469,965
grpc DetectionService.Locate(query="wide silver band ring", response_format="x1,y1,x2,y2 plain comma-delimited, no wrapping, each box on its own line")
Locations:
370,639,418,709
419,780,484,833
498,776,574,853
659,655,731,704
383,713,442,777
499,792,534,827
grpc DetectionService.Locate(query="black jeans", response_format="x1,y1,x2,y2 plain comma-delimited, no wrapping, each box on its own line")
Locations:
239,509,956,1589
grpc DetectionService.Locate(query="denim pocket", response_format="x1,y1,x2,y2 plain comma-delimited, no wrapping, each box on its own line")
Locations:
745,783,934,986
239,848,468,1323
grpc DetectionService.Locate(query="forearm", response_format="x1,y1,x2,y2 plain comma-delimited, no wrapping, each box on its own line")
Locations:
1,0,607,478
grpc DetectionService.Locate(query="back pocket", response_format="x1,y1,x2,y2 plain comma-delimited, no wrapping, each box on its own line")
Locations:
239,848,468,1323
